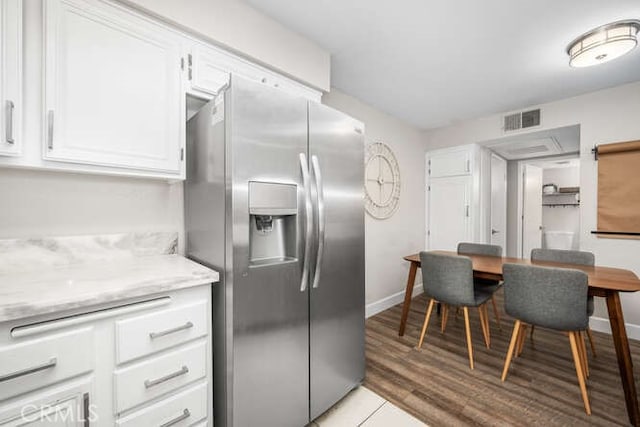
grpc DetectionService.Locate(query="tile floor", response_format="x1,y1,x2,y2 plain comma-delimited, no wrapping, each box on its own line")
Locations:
310,386,426,427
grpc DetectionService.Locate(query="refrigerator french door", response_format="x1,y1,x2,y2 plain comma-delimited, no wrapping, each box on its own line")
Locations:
308,103,365,420
185,76,365,427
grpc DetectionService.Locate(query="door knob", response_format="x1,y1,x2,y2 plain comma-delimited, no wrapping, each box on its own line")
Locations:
491,229,499,235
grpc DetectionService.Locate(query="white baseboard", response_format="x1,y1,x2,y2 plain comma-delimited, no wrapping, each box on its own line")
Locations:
366,295,640,341
589,316,640,341
366,284,423,318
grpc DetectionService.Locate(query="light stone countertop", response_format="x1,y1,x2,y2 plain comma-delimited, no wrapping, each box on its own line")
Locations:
0,254,219,323
0,232,219,323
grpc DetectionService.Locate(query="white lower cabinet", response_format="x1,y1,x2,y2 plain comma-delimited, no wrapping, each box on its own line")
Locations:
0,285,213,426
0,327,94,402
116,382,208,427
0,377,94,426
113,341,207,414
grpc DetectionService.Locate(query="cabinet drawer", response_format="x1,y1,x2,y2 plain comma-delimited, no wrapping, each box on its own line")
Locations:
115,300,208,364
116,381,208,427
114,340,207,413
0,327,94,401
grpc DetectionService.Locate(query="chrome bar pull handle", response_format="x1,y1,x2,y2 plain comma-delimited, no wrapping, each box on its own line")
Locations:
159,409,191,427
144,365,189,388
47,110,54,149
311,155,325,289
5,101,14,144
299,153,313,292
149,321,193,339
83,393,90,427
0,357,57,382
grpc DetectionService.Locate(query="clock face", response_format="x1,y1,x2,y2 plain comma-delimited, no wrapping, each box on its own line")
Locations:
364,142,400,219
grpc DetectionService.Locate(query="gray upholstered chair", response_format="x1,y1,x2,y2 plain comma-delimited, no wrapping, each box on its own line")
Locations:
530,248,596,356
501,263,591,415
417,252,497,369
457,242,503,328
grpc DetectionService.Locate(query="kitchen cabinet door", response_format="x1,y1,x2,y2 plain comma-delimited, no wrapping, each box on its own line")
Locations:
427,175,472,250
428,146,472,178
0,378,93,426
188,44,231,97
0,0,22,157
43,0,184,176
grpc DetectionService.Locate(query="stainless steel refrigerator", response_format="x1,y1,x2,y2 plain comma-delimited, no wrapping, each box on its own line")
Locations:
185,76,365,427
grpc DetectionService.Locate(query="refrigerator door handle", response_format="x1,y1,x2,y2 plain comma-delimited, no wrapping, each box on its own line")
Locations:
299,153,313,292
311,155,325,289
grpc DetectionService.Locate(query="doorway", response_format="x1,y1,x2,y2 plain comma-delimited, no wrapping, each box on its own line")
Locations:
480,124,580,258
517,155,581,258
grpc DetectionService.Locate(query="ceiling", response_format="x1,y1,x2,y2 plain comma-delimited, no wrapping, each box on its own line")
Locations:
244,0,640,130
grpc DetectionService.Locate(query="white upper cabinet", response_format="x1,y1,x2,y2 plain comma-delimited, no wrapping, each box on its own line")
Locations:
43,0,184,176
188,44,231,97
0,0,22,157
186,42,322,102
428,146,472,178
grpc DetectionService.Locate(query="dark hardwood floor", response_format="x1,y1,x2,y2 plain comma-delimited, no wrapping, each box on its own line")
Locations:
364,290,640,426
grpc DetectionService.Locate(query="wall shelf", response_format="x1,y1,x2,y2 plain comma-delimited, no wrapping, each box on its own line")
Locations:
542,189,580,207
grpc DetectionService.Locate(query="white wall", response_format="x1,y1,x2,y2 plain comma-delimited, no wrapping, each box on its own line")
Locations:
0,168,185,251
542,167,580,249
424,80,640,337
120,0,330,91
322,90,426,316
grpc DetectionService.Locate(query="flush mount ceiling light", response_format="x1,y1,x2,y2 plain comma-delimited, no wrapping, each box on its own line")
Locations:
567,20,640,67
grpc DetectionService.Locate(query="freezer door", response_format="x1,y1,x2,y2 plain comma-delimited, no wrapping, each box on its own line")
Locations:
308,102,366,420
229,77,310,427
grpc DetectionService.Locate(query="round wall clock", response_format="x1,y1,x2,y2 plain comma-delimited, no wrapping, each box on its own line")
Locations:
364,142,401,219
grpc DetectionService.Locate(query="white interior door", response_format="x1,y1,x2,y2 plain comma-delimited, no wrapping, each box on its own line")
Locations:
428,176,471,250
490,154,507,249
522,164,543,258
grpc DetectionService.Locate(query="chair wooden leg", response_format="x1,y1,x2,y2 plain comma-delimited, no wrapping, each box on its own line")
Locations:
586,327,597,357
502,319,522,381
579,331,590,378
491,295,502,330
569,331,592,415
516,324,528,357
441,304,449,333
483,303,491,347
529,325,536,341
463,307,474,370
418,299,436,349
478,304,490,348
576,331,587,379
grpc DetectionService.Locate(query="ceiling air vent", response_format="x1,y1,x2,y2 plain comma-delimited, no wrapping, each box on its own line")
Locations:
503,109,541,132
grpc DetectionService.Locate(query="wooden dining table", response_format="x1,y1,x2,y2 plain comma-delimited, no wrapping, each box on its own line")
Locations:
398,251,640,426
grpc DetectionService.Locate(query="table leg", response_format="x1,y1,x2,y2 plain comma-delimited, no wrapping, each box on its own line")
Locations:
606,290,640,426
398,261,418,336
